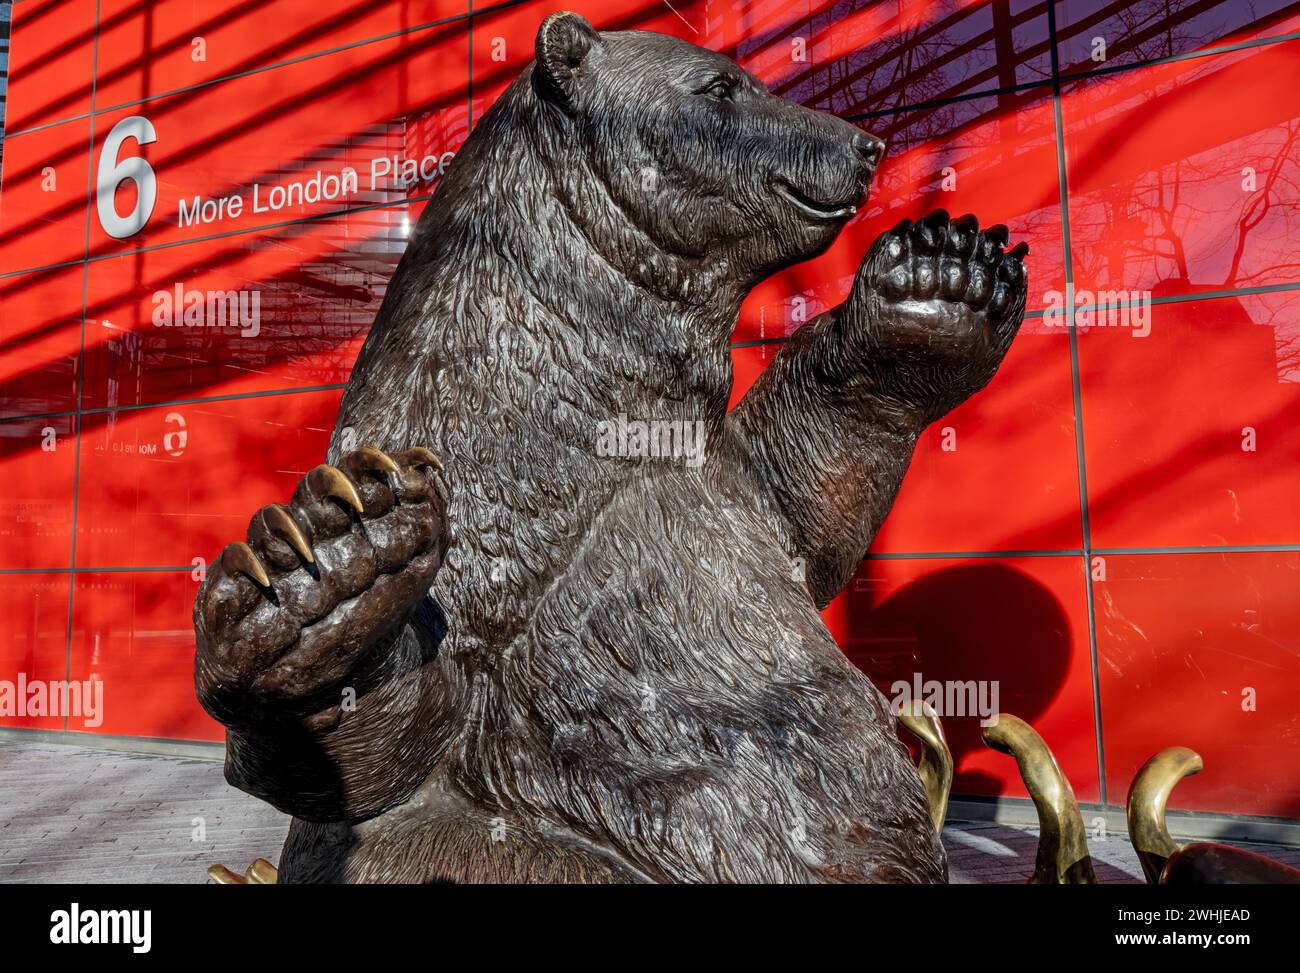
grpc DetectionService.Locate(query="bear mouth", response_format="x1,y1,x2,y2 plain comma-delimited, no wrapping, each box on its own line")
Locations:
773,178,859,222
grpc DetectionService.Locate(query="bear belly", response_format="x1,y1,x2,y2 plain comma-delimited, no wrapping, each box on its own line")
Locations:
342,474,947,883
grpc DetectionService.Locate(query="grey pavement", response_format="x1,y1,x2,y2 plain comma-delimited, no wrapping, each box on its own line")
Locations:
2,739,1298,883
0,741,288,884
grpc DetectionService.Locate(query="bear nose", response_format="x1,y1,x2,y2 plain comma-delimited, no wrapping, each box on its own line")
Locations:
853,133,886,168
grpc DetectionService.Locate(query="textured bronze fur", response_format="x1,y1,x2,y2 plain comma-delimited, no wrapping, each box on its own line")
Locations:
194,12,1029,883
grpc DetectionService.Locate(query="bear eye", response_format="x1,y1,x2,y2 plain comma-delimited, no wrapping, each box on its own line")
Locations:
699,77,736,101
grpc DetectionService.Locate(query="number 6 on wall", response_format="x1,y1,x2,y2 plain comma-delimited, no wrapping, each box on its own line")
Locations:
96,116,158,239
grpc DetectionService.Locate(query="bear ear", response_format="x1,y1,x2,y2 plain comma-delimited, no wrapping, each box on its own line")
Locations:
534,12,601,111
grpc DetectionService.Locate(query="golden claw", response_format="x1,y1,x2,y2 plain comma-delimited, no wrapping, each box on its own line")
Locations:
245,858,279,884
353,445,401,475
896,700,953,834
982,713,1097,884
1126,746,1203,884
207,858,279,884
206,864,245,884
222,541,270,589
406,446,444,472
263,503,314,565
309,464,365,515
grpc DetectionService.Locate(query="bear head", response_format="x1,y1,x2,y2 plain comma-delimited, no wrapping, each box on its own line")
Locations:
528,12,885,289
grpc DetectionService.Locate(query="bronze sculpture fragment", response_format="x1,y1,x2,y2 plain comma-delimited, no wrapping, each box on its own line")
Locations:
1126,746,1300,885
981,714,1097,884
897,700,954,834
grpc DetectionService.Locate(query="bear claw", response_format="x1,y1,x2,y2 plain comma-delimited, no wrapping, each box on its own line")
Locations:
195,445,448,708
260,504,314,564
304,464,365,515
222,541,271,589
345,445,401,480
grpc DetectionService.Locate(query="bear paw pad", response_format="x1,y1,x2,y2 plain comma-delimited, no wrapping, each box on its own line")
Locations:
877,209,1028,324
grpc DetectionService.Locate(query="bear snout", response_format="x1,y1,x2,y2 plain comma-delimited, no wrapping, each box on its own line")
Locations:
853,132,886,171
769,126,880,224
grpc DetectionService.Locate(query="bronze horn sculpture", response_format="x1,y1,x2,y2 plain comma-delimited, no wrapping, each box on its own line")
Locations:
1125,746,1300,885
981,713,1097,884
1125,746,1203,883
896,700,954,834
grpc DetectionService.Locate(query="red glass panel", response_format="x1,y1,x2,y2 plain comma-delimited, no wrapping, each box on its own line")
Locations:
1095,551,1300,818
81,203,412,410
0,118,92,273
0,265,85,417
470,0,707,118
3,0,98,134
0,414,77,570
72,389,341,569
0,572,70,731
1079,292,1300,548
68,569,219,740
1055,0,1300,76
826,553,1100,802
85,22,469,257
1064,42,1300,302
95,0,469,110
717,0,1052,116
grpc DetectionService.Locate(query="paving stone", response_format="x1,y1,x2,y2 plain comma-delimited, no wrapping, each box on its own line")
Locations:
1,740,1296,883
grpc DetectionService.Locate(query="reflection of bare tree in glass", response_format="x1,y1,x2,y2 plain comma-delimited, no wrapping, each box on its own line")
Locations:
1070,113,1300,295
1057,0,1300,74
712,1,1051,118
1067,55,1300,380
1265,291,1300,381
784,0,1051,116
1225,122,1300,287
805,12,962,115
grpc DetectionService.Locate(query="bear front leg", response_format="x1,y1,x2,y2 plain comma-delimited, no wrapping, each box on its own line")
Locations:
193,446,450,822
730,210,1028,607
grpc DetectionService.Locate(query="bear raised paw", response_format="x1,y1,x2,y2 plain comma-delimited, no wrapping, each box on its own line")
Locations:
195,12,1028,883
846,210,1029,422
195,448,449,821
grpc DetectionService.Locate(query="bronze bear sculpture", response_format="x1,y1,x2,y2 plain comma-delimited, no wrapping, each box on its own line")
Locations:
193,12,1029,883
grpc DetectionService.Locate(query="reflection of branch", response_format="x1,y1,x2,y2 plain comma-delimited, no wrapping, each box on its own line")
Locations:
1081,119,1299,291
1154,163,1189,282
1224,122,1300,288
1236,263,1300,285
786,5,994,117
1057,0,1273,74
